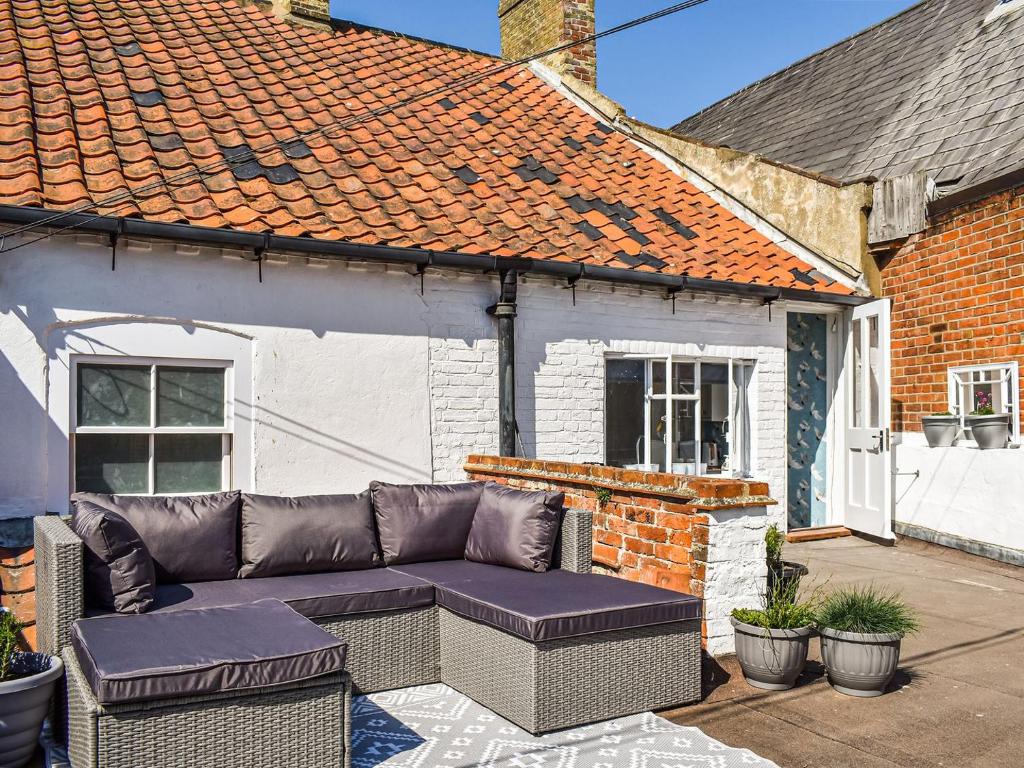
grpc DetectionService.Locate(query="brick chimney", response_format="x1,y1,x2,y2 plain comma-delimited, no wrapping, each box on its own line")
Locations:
268,0,330,25
499,0,596,87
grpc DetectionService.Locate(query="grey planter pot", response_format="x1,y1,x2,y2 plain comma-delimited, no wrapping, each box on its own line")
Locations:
819,627,901,698
0,653,64,768
921,415,958,448
731,617,814,690
966,414,1010,450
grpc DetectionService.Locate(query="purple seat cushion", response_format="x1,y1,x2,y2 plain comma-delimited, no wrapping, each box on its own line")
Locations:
399,563,702,642
146,569,435,619
239,492,381,578
465,483,563,572
71,599,346,705
72,491,240,583
70,502,156,614
370,481,484,565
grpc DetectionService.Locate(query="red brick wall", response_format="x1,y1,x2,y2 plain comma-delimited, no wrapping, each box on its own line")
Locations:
0,547,36,650
465,455,775,645
883,184,1024,432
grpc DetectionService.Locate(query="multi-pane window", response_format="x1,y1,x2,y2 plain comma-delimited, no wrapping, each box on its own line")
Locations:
72,361,232,494
947,362,1020,443
605,356,754,477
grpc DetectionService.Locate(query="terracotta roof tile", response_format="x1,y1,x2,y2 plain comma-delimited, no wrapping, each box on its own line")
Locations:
0,0,853,295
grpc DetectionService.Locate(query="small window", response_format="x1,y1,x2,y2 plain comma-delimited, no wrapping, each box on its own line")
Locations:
947,362,1020,443
73,361,232,494
605,356,754,477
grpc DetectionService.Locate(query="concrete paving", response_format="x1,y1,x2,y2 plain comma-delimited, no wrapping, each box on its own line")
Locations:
663,536,1024,768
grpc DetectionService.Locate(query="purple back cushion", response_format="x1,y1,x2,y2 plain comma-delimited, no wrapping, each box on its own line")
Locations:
464,482,564,572
370,481,484,565
71,491,240,583
239,492,382,578
70,501,156,614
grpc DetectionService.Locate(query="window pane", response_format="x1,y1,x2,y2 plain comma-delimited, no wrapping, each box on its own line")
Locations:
851,320,863,428
75,434,149,493
652,359,667,395
700,363,730,474
651,398,667,472
605,360,646,468
157,367,225,427
673,362,696,394
154,434,223,493
78,365,151,427
670,399,697,473
868,316,880,427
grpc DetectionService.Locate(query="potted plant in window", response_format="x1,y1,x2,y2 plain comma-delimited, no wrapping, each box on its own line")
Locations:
966,392,1010,450
816,585,919,698
0,608,64,767
730,580,817,690
921,410,958,447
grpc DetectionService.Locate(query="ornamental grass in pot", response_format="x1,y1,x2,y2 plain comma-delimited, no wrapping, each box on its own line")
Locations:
730,579,816,691
816,585,919,698
921,411,958,448
965,392,1009,450
0,608,64,768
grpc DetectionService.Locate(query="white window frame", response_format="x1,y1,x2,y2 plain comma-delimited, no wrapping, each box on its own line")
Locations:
608,354,754,478
947,361,1020,444
70,355,234,495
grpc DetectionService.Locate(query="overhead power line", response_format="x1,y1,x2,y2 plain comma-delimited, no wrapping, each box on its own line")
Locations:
0,0,712,254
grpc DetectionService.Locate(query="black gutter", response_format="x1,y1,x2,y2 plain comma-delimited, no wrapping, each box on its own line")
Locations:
0,205,872,306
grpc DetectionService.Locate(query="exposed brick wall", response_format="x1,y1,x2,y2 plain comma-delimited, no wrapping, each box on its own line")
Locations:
499,0,597,86
465,455,773,654
0,547,36,650
883,184,1024,432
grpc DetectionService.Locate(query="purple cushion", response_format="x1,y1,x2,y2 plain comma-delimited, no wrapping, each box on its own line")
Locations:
239,492,381,578
424,566,702,642
72,492,239,583
389,559,499,585
70,503,156,614
370,482,484,565
465,483,563,572
145,569,435,619
71,599,346,705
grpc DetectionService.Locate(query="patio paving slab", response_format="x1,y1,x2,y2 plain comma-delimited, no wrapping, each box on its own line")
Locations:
663,535,1024,768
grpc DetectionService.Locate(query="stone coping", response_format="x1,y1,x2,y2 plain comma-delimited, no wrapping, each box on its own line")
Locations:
465,456,776,511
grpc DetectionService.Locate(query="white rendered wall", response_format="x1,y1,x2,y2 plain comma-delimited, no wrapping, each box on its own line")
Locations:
894,432,1024,559
0,237,788,593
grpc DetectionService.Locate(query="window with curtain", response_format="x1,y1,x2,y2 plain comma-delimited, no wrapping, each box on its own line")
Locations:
605,356,754,477
72,360,232,494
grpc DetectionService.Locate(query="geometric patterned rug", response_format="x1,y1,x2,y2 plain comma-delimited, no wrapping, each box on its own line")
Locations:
352,684,779,767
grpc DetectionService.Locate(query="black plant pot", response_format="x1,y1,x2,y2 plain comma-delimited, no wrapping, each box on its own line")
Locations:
767,561,808,602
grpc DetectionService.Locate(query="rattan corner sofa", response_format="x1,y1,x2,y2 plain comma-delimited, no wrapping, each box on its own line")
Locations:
36,480,702,767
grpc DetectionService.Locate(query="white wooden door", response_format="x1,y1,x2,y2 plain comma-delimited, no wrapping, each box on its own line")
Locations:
844,299,894,539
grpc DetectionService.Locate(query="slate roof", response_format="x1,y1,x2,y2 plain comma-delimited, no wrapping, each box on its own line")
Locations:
673,0,1024,195
0,0,851,294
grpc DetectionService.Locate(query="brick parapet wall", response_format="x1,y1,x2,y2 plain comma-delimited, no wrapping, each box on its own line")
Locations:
0,546,36,650
883,183,1024,432
465,455,773,653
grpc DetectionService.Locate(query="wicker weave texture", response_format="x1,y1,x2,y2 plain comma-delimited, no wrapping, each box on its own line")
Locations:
315,605,440,693
556,507,593,574
63,648,351,768
34,516,84,657
439,610,701,734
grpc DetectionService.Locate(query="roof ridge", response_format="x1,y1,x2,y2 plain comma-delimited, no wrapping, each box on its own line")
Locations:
672,0,935,130
327,17,501,61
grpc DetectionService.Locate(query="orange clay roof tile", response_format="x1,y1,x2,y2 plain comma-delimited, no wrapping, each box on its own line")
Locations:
0,0,854,295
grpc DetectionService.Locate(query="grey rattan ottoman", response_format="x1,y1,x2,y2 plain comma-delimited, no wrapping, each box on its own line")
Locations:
65,600,352,768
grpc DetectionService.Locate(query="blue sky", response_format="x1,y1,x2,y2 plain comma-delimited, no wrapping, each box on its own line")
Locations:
331,0,916,127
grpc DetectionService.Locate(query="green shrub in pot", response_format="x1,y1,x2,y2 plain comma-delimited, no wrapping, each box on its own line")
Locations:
0,608,65,767
816,585,920,697
764,524,807,602
730,580,817,690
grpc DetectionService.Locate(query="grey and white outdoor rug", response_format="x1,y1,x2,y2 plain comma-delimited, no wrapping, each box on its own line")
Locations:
352,684,778,768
